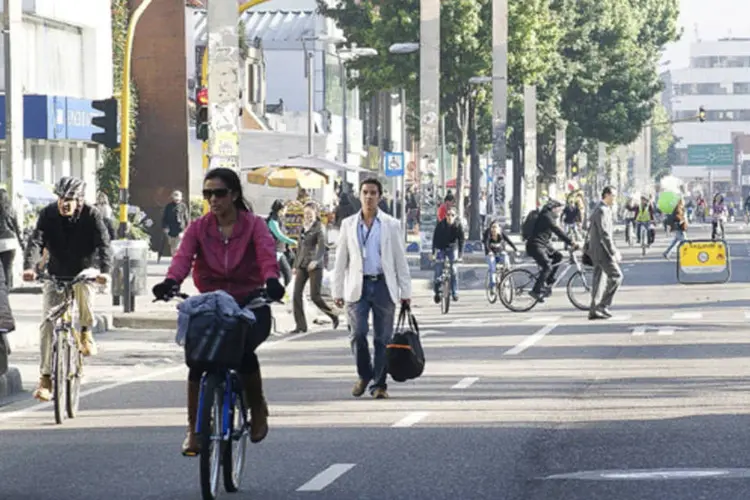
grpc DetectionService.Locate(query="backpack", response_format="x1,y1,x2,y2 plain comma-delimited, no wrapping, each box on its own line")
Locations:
521,210,540,241
386,305,425,382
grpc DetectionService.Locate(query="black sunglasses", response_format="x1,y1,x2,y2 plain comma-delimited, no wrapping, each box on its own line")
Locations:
202,188,230,200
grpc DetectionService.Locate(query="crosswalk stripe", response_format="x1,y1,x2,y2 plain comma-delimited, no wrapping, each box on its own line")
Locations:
671,311,702,320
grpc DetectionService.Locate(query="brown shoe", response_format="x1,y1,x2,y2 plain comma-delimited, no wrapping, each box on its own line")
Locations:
352,379,369,398
372,388,389,399
244,370,269,443
33,375,52,402
80,329,98,357
182,381,200,456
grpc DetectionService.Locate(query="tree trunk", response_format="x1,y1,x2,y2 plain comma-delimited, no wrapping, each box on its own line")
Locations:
468,96,482,241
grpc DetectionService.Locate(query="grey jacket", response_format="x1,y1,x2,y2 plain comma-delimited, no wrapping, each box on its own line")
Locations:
586,201,617,264
294,220,326,270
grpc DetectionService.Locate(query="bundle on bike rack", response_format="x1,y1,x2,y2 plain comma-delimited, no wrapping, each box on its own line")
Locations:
176,291,258,371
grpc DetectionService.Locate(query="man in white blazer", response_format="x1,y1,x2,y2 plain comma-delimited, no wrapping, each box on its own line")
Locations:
333,178,412,399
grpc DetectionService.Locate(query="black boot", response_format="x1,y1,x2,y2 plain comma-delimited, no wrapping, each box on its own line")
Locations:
244,370,269,443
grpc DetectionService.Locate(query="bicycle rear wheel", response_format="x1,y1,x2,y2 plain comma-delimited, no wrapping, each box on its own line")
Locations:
200,374,224,500
53,334,67,425
499,268,539,312
66,332,83,418
222,377,249,492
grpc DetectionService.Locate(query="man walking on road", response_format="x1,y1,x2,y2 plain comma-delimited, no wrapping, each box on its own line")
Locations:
161,190,190,256
585,185,622,320
333,178,412,400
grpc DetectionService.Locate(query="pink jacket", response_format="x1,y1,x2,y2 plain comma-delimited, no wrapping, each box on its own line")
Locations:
167,211,279,302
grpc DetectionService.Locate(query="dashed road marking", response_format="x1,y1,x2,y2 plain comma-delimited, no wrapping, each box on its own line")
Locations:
525,315,561,323
671,311,702,320
451,377,479,389
296,464,356,491
504,324,557,355
392,411,430,428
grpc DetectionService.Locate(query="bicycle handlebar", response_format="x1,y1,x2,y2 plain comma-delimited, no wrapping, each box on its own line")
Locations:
154,288,282,308
36,272,99,287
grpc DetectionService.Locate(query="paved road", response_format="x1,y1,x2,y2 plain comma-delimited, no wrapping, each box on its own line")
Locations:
2,224,750,499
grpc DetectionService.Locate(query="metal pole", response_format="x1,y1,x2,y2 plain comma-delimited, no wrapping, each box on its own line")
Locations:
118,0,154,239
207,0,241,171
341,61,348,165
523,85,537,214
307,51,314,155
492,0,508,227
400,87,407,239
419,0,441,270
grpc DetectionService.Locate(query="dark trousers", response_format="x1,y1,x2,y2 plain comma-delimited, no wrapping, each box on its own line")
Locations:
527,244,562,293
0,250,14,289
278,254,292,286
293,267,336,331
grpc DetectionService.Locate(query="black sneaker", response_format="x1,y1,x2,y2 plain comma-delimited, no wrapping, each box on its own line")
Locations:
452,294,459,302
433,293,441,304
529,290,545,302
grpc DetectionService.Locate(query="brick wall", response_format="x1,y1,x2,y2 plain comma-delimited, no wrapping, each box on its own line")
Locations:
129,0,189,248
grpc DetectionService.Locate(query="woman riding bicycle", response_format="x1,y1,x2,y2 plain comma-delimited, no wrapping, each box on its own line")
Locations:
483,219,518,288
152,168,284,456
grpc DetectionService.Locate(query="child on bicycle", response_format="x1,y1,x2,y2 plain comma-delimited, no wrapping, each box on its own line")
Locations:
431,208,464,303
483,219,518,288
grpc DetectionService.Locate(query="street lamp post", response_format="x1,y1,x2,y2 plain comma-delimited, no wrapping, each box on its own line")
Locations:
336,46,377,167
389,42,419,240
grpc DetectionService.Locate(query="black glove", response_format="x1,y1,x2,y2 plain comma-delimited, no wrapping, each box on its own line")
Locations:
265,277,285,302
152,279,179,300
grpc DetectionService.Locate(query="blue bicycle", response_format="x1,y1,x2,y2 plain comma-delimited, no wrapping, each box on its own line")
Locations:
160,290,273,500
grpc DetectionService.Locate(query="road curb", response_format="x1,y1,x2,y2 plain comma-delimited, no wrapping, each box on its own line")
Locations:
0,367,23,401
111,315,176,330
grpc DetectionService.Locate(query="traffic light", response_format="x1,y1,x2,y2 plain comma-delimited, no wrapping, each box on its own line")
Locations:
698,106,706,122
571,155,579,176
90,97,119,149
196,87,208,141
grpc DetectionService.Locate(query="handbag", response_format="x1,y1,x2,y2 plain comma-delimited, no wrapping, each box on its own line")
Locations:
386,304,425,382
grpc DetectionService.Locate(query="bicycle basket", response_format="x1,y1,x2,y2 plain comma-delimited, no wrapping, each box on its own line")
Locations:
183,312,253,371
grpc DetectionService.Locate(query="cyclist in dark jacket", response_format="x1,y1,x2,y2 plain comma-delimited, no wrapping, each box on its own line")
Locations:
527,199,577,301
431,208,464,302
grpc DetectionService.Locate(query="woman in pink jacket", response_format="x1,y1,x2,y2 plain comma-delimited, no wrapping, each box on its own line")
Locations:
153,168,283,456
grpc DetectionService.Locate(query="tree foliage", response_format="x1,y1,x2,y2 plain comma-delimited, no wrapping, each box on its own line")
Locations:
97,0,139,204
650,103,678,180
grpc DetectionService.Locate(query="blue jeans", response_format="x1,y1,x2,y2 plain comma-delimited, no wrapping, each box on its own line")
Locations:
486,252,508,286
664,229,685,257
346,279,396,391
433,249,458,296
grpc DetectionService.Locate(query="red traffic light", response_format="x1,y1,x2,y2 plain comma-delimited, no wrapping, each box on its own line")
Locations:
197,87,208,106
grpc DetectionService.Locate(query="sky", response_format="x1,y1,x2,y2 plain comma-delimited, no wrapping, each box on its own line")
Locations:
662,0,750,68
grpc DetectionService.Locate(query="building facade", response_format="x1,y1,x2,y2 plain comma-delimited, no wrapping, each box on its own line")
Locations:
667,38,750,191
0,0,112,203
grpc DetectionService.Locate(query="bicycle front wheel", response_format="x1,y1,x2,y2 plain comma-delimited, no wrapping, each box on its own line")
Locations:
222,378,249,492
441,277,450,315
200,374,224,500
53,333,67,425
499,268,539,312
66,334,83,419
566,269,595,311
485,271,498,304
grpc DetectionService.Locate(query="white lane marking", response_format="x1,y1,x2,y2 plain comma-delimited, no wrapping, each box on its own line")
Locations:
745,311,750,320
631,326,646,336
420,329,444,336
0,330,318,422
392,411,430,428
451,377,479,389
450,318,485,326
671,311,702,320
296,464,356,492
525,315,561,323
610,314,632,321
658,327,675,336
504,324,557,355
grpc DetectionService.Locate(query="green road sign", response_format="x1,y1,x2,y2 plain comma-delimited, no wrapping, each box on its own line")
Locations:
687,144,735,166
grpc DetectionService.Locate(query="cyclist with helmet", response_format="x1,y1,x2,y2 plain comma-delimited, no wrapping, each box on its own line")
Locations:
22,176,112,401
152,168,284,456
526,199,577,301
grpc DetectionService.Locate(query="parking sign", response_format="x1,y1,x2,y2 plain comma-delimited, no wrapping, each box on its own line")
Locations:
384,152,405,177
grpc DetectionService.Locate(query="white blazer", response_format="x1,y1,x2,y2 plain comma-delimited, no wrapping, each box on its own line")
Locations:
333,211,412,304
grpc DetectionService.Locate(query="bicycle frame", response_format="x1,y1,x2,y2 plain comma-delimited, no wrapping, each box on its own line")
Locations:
545,252,582,288
196,370,247,440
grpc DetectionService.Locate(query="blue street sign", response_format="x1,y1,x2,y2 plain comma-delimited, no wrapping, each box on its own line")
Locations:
384,151,405,177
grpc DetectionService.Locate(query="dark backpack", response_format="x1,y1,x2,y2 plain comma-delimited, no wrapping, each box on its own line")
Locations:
521,209,540,241
386,305,425,382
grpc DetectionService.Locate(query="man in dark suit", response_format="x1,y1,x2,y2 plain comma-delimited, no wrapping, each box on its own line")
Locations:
585,185,622,320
